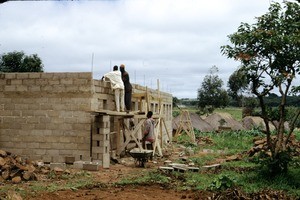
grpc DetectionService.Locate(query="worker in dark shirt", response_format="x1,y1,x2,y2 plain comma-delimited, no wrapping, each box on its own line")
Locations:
120,64,132,112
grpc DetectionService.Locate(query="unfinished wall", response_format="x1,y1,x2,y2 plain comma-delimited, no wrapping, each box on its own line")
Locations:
0,72,173,164
91,79,173,160
0,72,93,162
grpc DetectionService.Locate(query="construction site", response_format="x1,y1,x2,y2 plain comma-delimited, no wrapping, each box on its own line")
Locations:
0,72,299,200
0,72,173,169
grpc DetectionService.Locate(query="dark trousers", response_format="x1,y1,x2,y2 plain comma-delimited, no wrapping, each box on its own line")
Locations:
125,91,132,111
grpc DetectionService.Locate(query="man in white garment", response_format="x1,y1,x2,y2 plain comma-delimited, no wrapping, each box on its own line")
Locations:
102,65,125,112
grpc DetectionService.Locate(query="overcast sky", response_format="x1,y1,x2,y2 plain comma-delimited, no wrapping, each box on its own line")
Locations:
0,0,285,98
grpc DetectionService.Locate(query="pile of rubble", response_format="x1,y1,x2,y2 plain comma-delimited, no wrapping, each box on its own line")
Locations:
0,149,47,183
248,134,300,157
197,136,214,145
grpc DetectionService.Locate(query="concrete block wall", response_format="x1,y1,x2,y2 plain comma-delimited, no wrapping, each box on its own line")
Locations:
0,72,173,165
92,79,115,111
91,115,111,167
0,72,93,162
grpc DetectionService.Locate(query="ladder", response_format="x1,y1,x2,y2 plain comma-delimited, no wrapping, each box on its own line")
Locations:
174,110,196,143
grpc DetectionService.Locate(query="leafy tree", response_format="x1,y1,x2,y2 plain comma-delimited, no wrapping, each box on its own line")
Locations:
197,66,229,114
0,51,44,72
173,96,180,108
221,1,300,174
242,96,259,117
227,68,248,107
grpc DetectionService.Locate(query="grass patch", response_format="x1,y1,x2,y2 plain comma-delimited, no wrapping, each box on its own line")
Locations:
215,107,243,121
195,130,260,155
294,130,300,141
189,154,218,166
5,170,95,199
132,165,300,198
237,167,300,196
173,128,300,198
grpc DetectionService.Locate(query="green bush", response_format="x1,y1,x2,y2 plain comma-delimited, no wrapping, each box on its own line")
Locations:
173,110,180,118
209,174,236,191
253,150,292,176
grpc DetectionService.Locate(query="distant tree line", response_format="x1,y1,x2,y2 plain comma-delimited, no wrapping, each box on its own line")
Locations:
176,95,300,108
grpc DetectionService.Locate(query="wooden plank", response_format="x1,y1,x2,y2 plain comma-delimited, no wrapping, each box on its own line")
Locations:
118,119,145,155
162,118,172,143
153,116,163,157
132,93,147,98
89,110,134,117
117,118,121,155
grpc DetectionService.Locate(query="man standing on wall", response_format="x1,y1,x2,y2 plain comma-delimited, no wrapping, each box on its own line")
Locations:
120,64,132,112
102,65,125,112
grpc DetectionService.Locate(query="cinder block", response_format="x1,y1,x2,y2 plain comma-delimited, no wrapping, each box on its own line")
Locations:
42,155,52,163
65,156,75,164
4,73,16,79
65,85,79,92
92,147,104,154
73,161,84,169
11,80,22,85
83,162,101,171
173,166,187,173
5,85,16,91
92,134,105,141
202,164,221,171
102,153,110,169
92,160,102,165
29,73,41,79
159,166,174,173
30,155,42,161
100,128,110,135
187,167,200,172
41,73,54,79
16,73,29,79
50,163,66,170
75,154,91,161
52,156,66,163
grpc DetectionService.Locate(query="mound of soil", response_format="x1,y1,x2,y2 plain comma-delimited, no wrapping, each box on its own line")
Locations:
242,116,276,131
203,113,244,131
173,112,214,132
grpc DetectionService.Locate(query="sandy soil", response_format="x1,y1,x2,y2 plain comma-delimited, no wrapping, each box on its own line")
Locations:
26,160,203,200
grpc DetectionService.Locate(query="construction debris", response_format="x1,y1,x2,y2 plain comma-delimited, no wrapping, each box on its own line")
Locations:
248,134,300,157
0,150,39,182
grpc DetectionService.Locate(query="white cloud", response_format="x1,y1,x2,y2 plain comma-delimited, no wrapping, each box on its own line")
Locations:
0,0,279,98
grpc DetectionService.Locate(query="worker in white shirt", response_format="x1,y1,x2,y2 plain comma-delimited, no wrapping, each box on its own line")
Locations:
102,65,125,112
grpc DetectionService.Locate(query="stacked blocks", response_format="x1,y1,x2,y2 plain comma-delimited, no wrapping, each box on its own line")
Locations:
92,115,110,169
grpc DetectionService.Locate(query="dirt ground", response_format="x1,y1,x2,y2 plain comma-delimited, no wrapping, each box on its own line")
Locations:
25,159,203,200
19,157,296,200
3,143,299,200
30,184,196,200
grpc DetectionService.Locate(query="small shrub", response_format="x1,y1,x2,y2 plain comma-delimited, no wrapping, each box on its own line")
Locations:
177,132,197,148
209,174,236,191
253,150,292,176
173,110,180,117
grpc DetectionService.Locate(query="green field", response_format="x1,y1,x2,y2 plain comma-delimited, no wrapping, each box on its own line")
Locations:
174,106,243,121
215,107,243,121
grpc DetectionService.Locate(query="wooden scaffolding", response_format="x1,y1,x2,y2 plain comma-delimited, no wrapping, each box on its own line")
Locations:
174,110,196,143
91,85,172,164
